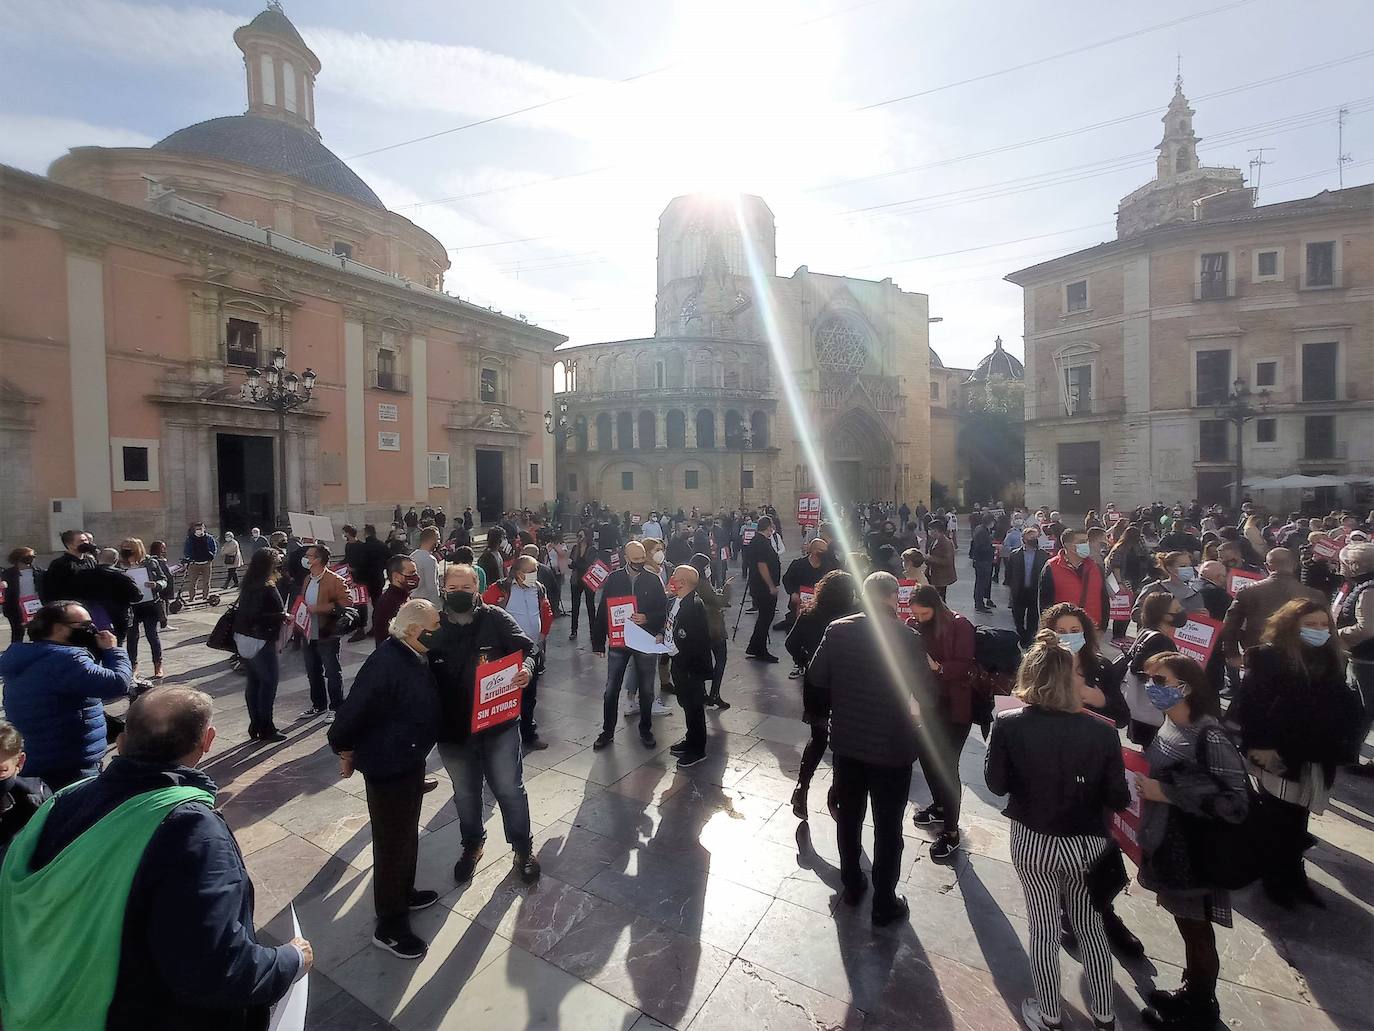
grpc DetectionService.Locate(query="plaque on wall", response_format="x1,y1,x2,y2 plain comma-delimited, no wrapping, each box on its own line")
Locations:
379,403,399,422
378,431,401,451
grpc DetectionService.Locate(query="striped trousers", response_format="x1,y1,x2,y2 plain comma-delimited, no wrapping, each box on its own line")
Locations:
1010,821,1116,1025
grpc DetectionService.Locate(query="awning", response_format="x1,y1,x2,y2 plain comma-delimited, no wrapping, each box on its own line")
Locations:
1246,474,1373,489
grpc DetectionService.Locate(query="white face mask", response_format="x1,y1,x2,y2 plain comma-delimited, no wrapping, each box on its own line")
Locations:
652,551,665,565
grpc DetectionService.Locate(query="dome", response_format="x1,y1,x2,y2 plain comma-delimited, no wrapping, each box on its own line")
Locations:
152,115,384,210
966,336,1024,382
929,347,944,368
243,6,311,54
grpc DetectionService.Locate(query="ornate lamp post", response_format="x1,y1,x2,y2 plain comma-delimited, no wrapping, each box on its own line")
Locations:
241,348,315,528
1216,376,1269,512
542,398,569,440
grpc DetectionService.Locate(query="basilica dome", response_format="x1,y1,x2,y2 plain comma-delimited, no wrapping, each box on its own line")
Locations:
965,336,1024,382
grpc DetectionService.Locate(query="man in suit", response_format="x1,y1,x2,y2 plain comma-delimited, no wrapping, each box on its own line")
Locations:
665,566,715,769
1006,525,1048,646
924,522,957,601
1219,547,1326,670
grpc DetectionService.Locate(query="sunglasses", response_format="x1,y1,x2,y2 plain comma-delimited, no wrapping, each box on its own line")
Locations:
1147,675,1177,688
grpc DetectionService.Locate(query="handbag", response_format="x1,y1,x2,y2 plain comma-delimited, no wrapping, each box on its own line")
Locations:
1177,726,1266,891
1086,842,1129,911
207,604,238,652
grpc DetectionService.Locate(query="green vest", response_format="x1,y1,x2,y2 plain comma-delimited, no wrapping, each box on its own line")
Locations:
0,783,216,1031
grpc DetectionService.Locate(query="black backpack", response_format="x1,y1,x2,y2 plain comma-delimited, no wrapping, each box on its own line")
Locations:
973,625,1022,674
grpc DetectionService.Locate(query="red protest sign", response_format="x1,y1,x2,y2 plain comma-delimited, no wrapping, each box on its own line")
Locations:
1112,748,1150,867
606,595,636,649
798,586,815,611
1173,613,1222,667
608,551,622,571
1108,591,1133,622
897,579,918,620
329,563,369,605
581,559,611,592
290,597,311,637
1311,536,1343,562
797,492,820,528
1226,569,1264,596
471,651,524,734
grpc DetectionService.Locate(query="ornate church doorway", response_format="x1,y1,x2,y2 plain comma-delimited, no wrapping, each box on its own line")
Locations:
824,410,892,504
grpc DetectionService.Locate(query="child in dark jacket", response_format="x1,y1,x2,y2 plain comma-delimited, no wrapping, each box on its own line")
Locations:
0,721,53,857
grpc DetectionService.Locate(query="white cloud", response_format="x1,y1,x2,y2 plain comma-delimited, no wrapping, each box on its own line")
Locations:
0,113,153,174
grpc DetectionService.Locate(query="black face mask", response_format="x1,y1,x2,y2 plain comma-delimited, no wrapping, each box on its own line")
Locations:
628,561,645,573
76,542,98,556
1170,611,1189,628
443,590,476,615
417,629,439,650
66,622,99,649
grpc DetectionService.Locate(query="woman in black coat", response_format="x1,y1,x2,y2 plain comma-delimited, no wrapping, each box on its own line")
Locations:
787,570,859,819
1232,597,1363,907
230,549,288,741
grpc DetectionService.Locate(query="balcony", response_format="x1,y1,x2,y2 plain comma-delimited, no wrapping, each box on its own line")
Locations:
1300,266,1343,291
565,385,771,403
1028,394,1125,422
1193,275,1236,301
1302,439,1348,462
370,370,409,393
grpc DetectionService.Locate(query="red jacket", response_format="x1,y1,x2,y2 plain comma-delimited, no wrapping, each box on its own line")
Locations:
1038,552,1108,629
907,611,977,724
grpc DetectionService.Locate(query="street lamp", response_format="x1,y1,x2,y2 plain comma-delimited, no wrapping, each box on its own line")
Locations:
240,347,315,528
1216,376,1270,512
543,398,569,437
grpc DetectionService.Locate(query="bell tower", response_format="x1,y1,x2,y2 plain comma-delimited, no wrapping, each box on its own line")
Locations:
1157,77,1200,180
234,2,322,137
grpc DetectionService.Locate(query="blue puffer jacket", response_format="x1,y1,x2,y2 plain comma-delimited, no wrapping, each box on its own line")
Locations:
0,642,133,779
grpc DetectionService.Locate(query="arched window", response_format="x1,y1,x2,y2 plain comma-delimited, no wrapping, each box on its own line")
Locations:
635,351,653,390
1175,149,1189,172
574,415,588,452
616,411,634,450
615,359,634,392
724,409,744,448
595,413,612,451
696,409,716,449
282,60,297,113
724,350,741,389
666,409,686,448
638,410,656,449
751,411,769,448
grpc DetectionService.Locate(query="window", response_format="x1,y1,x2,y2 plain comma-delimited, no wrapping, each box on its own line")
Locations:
225,318,261,368
111,438,159,491
528,462,540,486
1194,349,1231,406
1304,415,1335,459
684,470,699,490
333,241,354,259
1255,249,1280,280
1199,252,1229,300
1256,418,1277,444
1175,150,1189,173
1301,342,1338,401
282,59,297,113
655,361,665,389
479,366,499,403
259,53,275,105
375,348,401,391
740,470,754,489
1065,280,1088,313
1064,364,1092,415
621,471,634,490
567,472,579,492
1304,241,1336,288
123,447,149,483
1255,360,1278,388
930,381,940,400
1199,421,1229,461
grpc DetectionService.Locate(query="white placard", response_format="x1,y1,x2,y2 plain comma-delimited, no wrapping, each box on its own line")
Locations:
126,566,154,603
624,620,671,654
268,905,308,1031
378,403,399,422
288,512,335,542
378,431,401,451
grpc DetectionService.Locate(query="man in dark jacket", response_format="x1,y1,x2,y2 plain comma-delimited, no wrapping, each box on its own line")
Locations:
181,522,218,603
0,720,51,856
806,572,931,926
41,529,97,603
428,564,539,886
664,566,715,768
372,555,418,646
592,539,669,750
1006,526,1049,646
342,524,371,642
969,515,996,613
744,516,782,662
779,538,838,636
329,600,443,960
79,549,144,642
0,686,307,1030
0,601,133,788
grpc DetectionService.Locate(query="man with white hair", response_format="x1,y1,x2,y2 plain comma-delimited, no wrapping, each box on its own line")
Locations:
329,600,443,960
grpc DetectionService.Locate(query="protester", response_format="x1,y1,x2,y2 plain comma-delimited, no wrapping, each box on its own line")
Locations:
1041,602,1129,728
1232,599,1362,907
689,552,733,709
779,536,838,639
906,585,977,862
0,721,51,855
296,544,351,723
478,527,506,587
743,515,782,662
1135,654,1249,1030
428,564,540,885
1219,548,1325,670
567,529,599,641
231,548,288,742
1135,551,1206,616
925,521,957,601
664,566,715,768
901,547,929,587
409,526,442,605
117,538,168,680
1123,592,1189,746
181,521,218,603
1336,541,1374,776
485,555,553,751
329,600,443,959
0,601,133,788
1038,529,1109,630
806,572,930,925
1006,524,1048,647
970,514,997,612
985,631,1129,1031
341,525,371,642
41,529,97,603
1299,530,1343,599
3,547,45,643
220,531,241,589
592,540,669,749
0,686,310,1029
372,554,419,646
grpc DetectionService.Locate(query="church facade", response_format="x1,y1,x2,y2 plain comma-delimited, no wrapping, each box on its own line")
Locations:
554,194,932,517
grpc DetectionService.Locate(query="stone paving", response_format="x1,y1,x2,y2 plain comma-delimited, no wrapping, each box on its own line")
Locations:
4,553,1372,1030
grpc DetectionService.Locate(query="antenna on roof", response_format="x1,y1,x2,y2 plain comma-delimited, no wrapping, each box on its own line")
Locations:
1338,106,1354,189
1247,147,1273,198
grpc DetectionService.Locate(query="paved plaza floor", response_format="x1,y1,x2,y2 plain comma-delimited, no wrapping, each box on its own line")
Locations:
5,553,1371,1029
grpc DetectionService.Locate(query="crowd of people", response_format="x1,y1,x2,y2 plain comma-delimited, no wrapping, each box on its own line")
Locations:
0,491,1369,1028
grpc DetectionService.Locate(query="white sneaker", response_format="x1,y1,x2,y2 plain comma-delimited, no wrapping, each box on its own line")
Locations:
1020,998,1063,1031
323,711,336,724
624,697,640,717
651,698,673,717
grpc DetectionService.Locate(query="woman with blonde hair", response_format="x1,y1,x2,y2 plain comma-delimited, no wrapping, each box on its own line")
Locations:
985,630,1129,1031
117,537,169,678
1231,598,1362,906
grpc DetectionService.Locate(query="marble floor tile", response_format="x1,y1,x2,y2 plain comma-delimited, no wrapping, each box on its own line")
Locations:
446,862,605,958
687,958,864,1031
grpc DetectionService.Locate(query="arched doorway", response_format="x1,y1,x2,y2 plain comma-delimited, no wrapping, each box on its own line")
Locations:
825,410,892,504
695,409,716,448
666,409,686,448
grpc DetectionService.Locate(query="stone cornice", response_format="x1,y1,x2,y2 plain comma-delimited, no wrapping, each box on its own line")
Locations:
0,164,565,358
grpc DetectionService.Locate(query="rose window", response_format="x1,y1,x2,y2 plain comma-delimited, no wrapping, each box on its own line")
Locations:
815,317,868,376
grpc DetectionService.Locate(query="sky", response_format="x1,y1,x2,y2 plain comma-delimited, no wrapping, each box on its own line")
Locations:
2,0,1371,368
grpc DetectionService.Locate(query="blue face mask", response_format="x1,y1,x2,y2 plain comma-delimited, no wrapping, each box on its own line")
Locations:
1146,681,1187,711
1075,543,1091,559
1177,566,1196,582
1299,627,1331,647
1057,631,1086,653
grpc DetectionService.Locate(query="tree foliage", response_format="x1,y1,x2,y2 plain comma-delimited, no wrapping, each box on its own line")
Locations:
957,379,1025,502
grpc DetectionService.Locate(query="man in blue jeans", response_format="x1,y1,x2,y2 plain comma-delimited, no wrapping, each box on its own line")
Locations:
296,544,350,724
427,565,540,885
590,540,668,750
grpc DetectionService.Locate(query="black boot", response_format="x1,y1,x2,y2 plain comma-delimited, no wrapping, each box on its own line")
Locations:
1142,981,1219,1028
791,784,808,820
